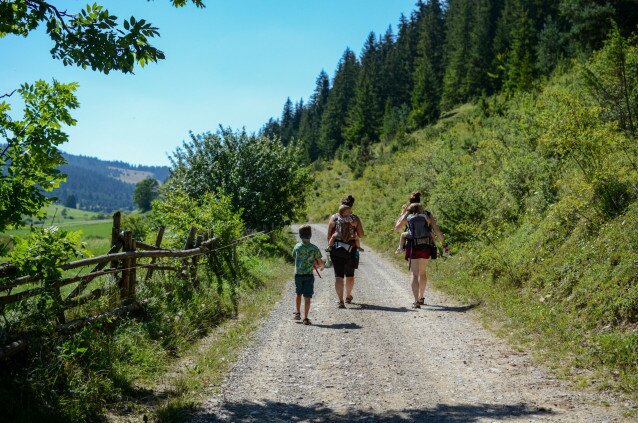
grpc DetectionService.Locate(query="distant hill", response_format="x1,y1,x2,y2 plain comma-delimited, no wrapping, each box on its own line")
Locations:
47,152,170,212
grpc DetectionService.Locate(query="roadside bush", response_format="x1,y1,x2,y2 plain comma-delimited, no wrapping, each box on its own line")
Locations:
120,212,151,241
166,128,310,229
6,227,88,336
151,189,243,249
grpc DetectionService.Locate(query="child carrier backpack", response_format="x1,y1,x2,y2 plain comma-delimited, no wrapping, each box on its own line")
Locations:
334,215,357,243
406,212,433,246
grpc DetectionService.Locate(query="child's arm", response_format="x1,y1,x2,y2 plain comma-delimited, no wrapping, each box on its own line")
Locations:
314,258,325,271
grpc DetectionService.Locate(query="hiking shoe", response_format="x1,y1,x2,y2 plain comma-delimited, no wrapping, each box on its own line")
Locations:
337,301,346,309
345,295,353,304
412,302,421,309
418,297,425,305
293,312,301,320
303,318,312,325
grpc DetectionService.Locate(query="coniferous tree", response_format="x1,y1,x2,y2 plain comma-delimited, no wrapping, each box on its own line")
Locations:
292,99,304,136
298,71,330,161
559,0,614,56
344,32,383,147
392,13,419,108
503,1,536,91
441,0,473,110
319,48,359,156
280,97,294,146
410,0,445,127
463,0,501,97
378,26,397,109
537,16,564,76
260,117,281,140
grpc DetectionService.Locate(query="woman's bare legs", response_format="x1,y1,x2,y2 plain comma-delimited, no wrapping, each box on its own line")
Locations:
345,276,355,300
335,277,344,303
410,258,429,303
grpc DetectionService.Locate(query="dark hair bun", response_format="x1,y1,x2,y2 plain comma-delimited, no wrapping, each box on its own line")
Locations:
341,195,355,207
409,192,421,203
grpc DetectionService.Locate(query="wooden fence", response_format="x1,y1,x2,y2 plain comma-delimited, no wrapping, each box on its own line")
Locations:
0,212,267,360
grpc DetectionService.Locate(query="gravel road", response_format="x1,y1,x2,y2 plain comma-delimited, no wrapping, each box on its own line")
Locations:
191,224,627,422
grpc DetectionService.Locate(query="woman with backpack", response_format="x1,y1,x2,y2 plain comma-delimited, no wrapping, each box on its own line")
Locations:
327,195,364,308
394,202,447,308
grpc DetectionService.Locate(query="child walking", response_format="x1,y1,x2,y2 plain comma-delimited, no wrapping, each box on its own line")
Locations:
292,225,324,325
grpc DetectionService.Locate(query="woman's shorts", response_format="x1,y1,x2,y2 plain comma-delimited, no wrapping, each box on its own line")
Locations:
295,274,315,298
330,249,355,278
405,244,432,260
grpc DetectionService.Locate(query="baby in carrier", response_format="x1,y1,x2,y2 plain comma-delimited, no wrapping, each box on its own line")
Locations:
395,192,422,254
327,204,362,251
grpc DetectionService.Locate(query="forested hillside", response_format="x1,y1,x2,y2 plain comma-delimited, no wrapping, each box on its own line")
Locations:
48,152,169,212
262,0,637,174
267,0,638,396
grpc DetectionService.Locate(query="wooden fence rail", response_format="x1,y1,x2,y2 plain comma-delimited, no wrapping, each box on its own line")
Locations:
0,212,269,360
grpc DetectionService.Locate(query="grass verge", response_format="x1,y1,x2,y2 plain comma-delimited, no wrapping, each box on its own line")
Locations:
150,254,292,422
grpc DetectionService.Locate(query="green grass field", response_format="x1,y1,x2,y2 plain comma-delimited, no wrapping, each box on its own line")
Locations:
1,205,113,257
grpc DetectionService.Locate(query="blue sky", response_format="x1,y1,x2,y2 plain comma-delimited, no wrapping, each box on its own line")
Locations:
1,0,417,166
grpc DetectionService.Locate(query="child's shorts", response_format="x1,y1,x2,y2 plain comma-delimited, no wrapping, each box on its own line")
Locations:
294,274,315,298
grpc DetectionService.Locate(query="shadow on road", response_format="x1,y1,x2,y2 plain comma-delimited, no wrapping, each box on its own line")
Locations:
350,303,415,313
424,302,481,313
188,399,554,422
311,322,363,330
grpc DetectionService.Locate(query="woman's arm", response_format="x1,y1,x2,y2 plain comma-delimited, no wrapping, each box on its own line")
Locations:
429,214,445,243
355,216,365,238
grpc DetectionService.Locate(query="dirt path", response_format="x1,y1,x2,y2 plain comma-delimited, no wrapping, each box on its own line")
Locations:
191,224,626,422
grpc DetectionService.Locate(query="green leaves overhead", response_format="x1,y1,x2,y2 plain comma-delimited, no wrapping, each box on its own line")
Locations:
1,1,206,74
0,80,79,231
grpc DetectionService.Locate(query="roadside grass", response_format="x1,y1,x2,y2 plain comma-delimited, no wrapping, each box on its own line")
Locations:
152,254,292,423
306,91,638,407
0,230,294,423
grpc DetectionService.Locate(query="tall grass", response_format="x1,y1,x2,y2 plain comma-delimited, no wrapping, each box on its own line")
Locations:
307,69,638,400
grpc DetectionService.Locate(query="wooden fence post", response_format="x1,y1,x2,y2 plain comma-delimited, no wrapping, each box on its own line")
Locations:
145,226,165,282
120,231,133,300
129,236,137,298
191,235,204,288
182,226,197,278
52,286,66,324
111,212,121,270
